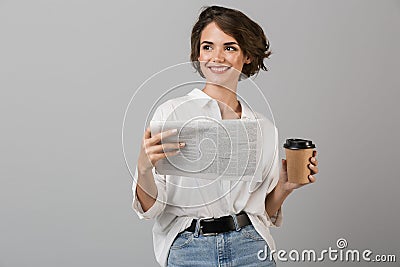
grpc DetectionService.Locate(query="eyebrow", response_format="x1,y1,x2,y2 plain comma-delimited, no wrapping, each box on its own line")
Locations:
200,41,239,46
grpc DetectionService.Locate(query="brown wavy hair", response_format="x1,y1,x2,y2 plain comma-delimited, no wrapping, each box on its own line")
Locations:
190,5,272,79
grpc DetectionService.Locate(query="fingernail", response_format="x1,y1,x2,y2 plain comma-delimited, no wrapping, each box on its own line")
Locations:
179,142,185,147
171,129,177,133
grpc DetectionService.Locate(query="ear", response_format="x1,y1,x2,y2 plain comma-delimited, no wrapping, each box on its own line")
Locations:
244,55,251,64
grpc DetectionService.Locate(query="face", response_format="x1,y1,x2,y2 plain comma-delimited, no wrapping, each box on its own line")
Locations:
198,22,251,87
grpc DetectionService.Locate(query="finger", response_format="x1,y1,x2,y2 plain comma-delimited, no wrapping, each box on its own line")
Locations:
147,142,185,154
308,164,319,174
164,149,181,158
149,129,178,145
310,157,318,166
308,175,316,183
151,150,180,163
281,159,287,171
144,127,151,139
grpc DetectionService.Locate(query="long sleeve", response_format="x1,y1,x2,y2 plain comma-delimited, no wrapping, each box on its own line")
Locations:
131,103,169,220
131,166,167,220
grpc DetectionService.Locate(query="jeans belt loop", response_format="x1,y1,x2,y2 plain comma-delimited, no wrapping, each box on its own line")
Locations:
194,218,202,238
230,213,241,231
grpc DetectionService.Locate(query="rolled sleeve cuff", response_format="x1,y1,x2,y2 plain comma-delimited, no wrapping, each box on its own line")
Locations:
131,168,166,220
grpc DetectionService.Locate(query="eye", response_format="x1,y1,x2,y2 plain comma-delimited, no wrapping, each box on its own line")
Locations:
201,45,212,51
225,46,237,51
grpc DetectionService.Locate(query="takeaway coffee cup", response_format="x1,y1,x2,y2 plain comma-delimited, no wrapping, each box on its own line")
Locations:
283,138,316,184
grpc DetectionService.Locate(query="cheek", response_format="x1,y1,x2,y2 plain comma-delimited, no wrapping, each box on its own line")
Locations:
226,54,239,62
229,56,244,68
198,52,210,61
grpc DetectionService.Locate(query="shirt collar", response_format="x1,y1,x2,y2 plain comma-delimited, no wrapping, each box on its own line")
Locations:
239,100,256,119
187,88,256,120
187,88,213,106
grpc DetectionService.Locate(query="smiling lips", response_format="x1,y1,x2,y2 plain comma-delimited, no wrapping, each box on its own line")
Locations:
208,65,231,74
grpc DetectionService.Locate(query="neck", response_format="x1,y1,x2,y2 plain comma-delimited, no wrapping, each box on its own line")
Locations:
202,82,241,119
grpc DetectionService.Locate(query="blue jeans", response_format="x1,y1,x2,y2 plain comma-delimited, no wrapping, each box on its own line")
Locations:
167,224,276,267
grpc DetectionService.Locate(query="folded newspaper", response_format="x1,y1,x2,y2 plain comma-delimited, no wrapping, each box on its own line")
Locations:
150,118,263,182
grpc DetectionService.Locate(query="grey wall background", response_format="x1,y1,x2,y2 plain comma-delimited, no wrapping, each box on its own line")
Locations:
1,0,399,266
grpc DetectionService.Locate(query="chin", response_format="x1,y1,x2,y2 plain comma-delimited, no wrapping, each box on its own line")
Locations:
207,73,240,87
205,75,230,87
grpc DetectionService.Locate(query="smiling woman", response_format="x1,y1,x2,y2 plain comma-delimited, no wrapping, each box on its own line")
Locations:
132,5,319,267
190,6,271,79
197,22,252,92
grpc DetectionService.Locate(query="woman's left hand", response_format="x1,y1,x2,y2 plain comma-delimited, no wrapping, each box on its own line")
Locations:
279,150,319,193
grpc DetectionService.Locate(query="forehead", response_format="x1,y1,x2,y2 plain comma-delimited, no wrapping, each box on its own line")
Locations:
200,22,238,43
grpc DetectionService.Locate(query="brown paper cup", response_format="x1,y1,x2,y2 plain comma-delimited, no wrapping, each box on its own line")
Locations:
285,148,314,184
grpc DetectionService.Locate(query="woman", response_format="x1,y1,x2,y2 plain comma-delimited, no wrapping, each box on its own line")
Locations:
132,6,319,267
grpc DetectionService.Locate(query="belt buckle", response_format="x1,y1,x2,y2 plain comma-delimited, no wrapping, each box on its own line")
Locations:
199,226,218,236
199,218,218,236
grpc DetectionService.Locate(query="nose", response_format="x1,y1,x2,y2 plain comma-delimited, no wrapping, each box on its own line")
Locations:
212,47,224,63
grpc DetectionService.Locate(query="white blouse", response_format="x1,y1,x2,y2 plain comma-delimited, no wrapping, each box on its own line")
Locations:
132,88,282,267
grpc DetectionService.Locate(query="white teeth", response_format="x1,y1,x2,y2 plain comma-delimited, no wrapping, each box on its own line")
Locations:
210,66,229,72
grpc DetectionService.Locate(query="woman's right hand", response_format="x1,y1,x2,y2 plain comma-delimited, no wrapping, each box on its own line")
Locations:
137,127,185,174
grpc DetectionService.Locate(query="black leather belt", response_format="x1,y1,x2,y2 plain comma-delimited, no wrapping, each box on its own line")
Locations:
185,211,251,236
